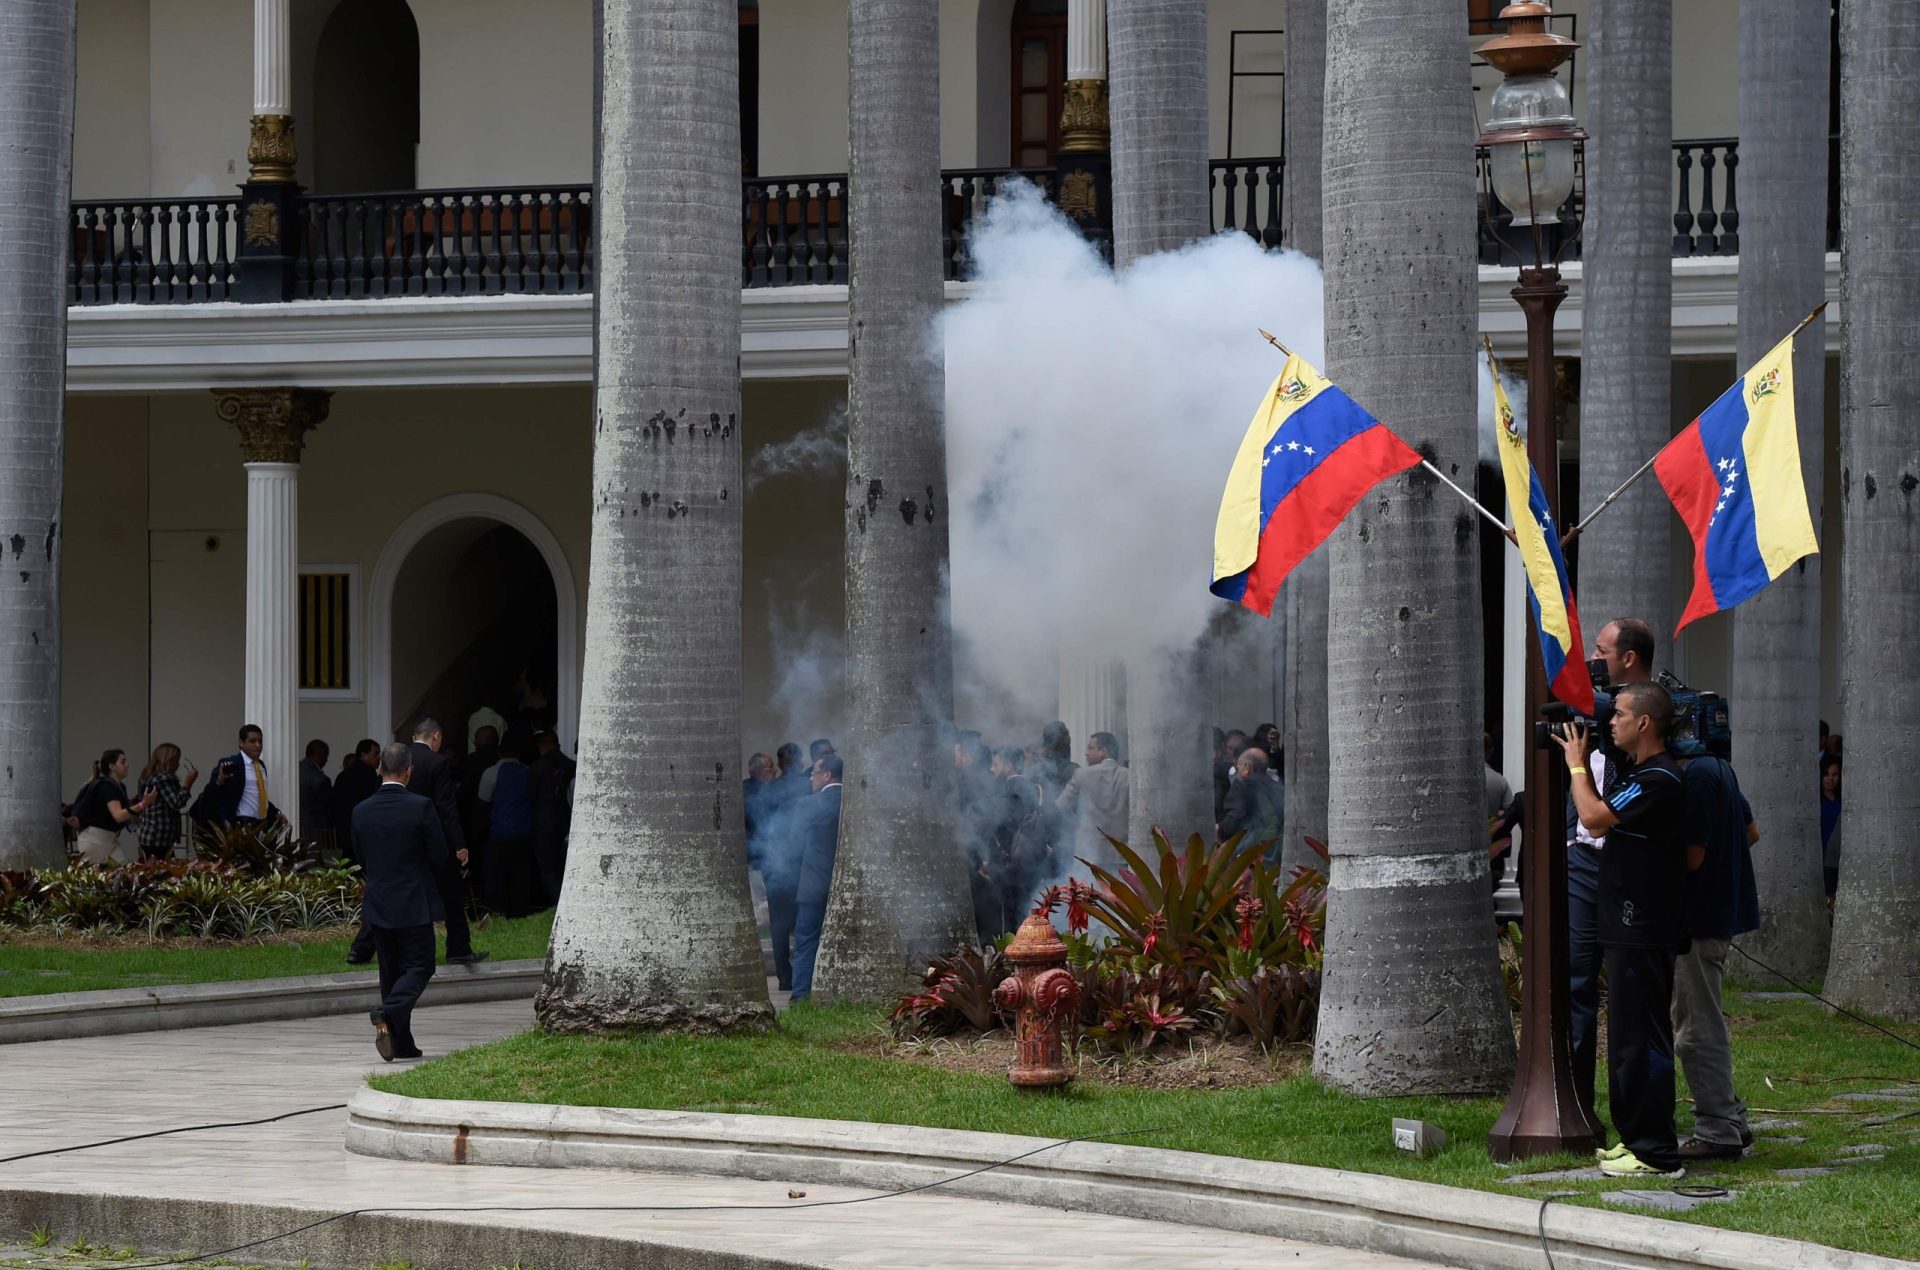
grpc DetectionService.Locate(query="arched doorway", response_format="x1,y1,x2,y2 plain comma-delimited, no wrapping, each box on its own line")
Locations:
367,494,578,751
312,0,420,192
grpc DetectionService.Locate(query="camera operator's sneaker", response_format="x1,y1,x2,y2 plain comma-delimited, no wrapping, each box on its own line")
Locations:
1595,1141,1631,1161
1599,1149,1684,1178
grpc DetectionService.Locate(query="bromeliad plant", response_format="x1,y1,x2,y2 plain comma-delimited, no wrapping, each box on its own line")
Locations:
0,860,361,939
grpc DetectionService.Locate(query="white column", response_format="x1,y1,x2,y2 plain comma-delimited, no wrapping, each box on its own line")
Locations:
245,463,301,836
253,0,290,114
1067,0,1107,81
1058,648,1125,759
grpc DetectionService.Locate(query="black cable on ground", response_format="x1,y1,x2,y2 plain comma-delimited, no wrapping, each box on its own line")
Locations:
70,1127,1168,1269
1729,943,1920,1055
0,1104,347,1166
1536,1195,1557,1270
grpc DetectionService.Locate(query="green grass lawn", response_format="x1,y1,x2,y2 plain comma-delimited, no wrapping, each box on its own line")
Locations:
0,911,553,997
373,988,1920,1261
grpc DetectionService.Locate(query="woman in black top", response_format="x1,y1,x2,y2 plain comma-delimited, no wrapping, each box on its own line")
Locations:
136,743,199,860
73,749,149,866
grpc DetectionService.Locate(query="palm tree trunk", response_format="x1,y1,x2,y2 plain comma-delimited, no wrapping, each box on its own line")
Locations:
1110,0,1216,848
0,0,76,871
1281,0,1328,873
1578,0,1674,649
1314,0,1513,1095
536,0,772,1034
1730,0,1831,983
813,0,976,1001
1826,0,1920,1023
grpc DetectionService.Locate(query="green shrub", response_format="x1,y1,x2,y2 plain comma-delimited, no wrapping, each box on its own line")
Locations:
0,859,361,939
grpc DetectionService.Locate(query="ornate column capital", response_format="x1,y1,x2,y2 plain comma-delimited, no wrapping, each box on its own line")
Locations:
1058,78,1111,154
213,387,332,463
247,113,298,182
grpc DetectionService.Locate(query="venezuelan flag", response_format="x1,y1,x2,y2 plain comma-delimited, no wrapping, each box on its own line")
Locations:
1654,333,1820,633
1211,353,1421,616
1487,354,1595,714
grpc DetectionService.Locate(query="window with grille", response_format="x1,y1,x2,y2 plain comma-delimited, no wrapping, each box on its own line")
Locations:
299,570,353,692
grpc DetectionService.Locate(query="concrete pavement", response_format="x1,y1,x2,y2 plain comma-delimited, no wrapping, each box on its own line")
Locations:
0,997,1436,1269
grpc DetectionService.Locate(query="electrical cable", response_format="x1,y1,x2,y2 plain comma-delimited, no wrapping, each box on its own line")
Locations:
1729,943,1920,1055
62,1126,1168,1269
1536,1195,1557,1270
0,1104,347,1166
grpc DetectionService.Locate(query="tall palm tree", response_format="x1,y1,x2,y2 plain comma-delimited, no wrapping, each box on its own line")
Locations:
1579,0,1674,649
0,0,76,871
1109,0,1216,848
1827,0,1920,1024
1281,0,1328,872
1314,0,1513,1095
1730,0,1830,982
812,0,976,1001
536,0,772,1034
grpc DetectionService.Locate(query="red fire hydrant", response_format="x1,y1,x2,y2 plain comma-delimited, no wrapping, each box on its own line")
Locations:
994,913,1080,1088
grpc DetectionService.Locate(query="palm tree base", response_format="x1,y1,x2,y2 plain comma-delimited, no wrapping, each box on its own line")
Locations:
534,988,776,1036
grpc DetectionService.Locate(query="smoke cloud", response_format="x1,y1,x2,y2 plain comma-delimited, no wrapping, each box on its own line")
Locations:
748,400,848,492
942,182,1325,732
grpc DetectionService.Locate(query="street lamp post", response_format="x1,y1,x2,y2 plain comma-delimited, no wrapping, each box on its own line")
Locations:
1479,1,1606,1163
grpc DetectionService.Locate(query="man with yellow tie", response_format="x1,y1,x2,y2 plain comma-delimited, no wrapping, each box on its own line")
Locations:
197,724,286,830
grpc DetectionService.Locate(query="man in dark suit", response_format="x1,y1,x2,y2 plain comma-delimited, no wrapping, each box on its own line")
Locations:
787,753,843,1002
331,739,382,864
409,717,488,964
190,723,285,831
355,742,449,1061
527,730,575,909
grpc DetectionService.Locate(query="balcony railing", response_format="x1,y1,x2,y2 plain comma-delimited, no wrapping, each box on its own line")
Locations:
68,141,1808,306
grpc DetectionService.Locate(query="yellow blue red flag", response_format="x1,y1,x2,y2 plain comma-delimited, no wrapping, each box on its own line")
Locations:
1654,333,1820,633
1487,351,1595,714
1211,353,1421,615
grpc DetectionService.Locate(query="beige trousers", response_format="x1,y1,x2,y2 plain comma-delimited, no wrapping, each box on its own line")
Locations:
76,826,131,866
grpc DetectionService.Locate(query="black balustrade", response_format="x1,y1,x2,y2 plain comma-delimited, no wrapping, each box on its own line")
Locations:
68,197,238,303
69,140,1791,306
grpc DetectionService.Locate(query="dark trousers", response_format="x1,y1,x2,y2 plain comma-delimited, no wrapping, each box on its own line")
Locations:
372,922,437,1055
1567,841,1603,1121
535,829,567,908
790,899,827,1000
765,878,797,991
348,860,475,964
1605,944,1681,1171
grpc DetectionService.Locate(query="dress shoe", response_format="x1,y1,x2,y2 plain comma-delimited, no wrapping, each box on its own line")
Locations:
447,950,491,965
369,1009,394,1062
392,1048,425,1060
345,954,372,965
1677,1136,1745,1161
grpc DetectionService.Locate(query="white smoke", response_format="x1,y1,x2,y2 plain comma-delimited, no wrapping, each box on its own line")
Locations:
748,401,848,492
942,182,1326,721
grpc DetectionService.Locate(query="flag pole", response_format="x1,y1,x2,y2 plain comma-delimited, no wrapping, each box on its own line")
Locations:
1258,329,1517,544
1553,300,1829,549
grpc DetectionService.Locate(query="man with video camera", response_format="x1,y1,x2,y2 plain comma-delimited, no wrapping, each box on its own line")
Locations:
1555,682,1689,1177
1566,618,1656,1117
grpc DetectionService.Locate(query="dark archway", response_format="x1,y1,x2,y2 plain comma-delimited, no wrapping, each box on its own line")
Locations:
312,0,420,192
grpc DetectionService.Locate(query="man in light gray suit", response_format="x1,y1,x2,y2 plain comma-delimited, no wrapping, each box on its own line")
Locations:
1057,731,1129,879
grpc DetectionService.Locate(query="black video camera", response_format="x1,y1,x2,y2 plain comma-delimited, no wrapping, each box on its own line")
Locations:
1537,663,1732,760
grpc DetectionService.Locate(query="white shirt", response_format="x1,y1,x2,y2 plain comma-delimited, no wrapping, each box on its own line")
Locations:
1571,750,1609,850
236,752,265,819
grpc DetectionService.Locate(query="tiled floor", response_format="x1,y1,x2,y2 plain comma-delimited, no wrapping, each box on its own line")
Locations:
0,998,1436,1268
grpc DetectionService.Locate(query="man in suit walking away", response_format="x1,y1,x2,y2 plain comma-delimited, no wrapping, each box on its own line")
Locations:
410,717,489,965
356,742,449,1061
787,753,844,1002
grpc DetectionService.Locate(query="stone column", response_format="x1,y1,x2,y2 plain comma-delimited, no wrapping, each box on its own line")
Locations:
214,389,331,835
238,0,300,301
1056,0,1112,252
1057,649,1124,761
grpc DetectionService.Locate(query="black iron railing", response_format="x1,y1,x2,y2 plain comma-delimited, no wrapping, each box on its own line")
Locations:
68,196,240,303
69,141,1807,306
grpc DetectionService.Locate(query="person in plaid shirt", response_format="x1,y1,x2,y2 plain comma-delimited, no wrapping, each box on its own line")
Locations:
136,743,199,860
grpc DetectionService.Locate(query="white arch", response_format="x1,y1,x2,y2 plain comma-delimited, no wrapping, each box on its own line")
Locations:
366,492,578,751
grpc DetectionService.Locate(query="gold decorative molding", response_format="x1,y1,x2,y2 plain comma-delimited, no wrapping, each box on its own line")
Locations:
212,387,332,464
1058,169,1099,222
1058,78,1110,154
243,200,279,247
247,113,298,182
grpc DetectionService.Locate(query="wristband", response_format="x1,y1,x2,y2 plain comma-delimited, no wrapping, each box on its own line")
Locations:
1568,766,1588,776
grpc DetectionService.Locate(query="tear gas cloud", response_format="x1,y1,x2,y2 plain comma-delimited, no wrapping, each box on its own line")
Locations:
941,182,1325,734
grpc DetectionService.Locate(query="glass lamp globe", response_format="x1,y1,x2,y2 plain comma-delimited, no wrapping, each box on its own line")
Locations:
1485,73,1577,226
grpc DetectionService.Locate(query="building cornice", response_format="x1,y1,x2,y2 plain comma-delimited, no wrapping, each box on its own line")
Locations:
66,256,1838,394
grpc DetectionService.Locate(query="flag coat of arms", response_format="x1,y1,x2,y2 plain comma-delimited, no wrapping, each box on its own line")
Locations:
1487,356,1595,714
1211,353,1421,615
1654,334,1820,633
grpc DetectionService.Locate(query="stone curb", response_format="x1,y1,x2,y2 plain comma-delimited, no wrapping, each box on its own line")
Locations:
0,1186,797,1270
347,1089,1911,1270
0,959,542,1045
